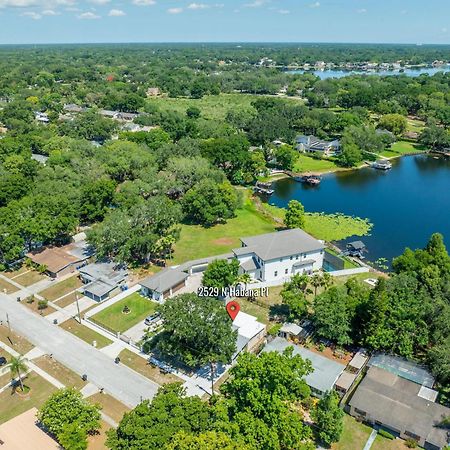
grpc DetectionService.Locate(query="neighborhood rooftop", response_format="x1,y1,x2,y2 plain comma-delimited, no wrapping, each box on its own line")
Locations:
234,228,324,261
263,337,345,396
140,267,189,294
349,366,449,449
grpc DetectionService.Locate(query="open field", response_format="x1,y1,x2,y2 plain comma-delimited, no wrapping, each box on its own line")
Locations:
388,140,426,155
406,117,425,133
146,93,304,121
0,371,57,424
91,293,157,333
118,348,182,385
331,414,372,450
0,277,19,294
88,392,130,423
172,193,277,264
33,355,87,389
13,270,46,287
40,275,82,301
59,319,113,349
0,325,34,355
293,154,340,173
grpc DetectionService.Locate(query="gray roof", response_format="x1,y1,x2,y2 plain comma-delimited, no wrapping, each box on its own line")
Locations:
348,241,366,250
280,323,303,335
369,353,435,388
240,257,261,272
349,350,368,370
78,262,127,285
82,280,116,298
234,229,324,262
349,366,449,449
263,337,345,394
140,267,188,294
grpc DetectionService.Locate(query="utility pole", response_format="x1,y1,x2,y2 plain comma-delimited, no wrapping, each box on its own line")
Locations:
75,293,82,324
6,313,11,333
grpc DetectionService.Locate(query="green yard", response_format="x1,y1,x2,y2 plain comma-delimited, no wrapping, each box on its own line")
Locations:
90,293,157,333
332,414,372,450
293,154,340,173
40,275,82,301
59,319,113,349
406,117,425,133
146,93,303,121
0,371,57,424
172,193,277,265
389,140,426,155
371,435,408,450
13,270,46,287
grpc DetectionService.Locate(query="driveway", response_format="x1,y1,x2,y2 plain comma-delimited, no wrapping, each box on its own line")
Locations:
0,291,159,408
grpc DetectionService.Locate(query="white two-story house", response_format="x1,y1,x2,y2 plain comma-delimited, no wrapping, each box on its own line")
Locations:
232,228,325,283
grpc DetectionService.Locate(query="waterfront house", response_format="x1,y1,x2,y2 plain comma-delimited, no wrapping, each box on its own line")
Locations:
295,135,341,156
232,229,325,283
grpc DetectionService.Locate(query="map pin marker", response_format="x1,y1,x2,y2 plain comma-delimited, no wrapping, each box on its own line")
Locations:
226,301,240,321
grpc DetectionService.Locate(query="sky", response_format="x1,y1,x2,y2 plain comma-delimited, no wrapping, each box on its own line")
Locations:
0,0,449,45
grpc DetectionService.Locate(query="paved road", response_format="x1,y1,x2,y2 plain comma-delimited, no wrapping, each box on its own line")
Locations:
0,292,159,408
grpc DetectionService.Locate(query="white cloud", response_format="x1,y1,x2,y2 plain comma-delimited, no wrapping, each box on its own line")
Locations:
108,7,124,15
167,6,182,13
357,8,367,14
188,2,208,9
309,1,320,8
42,8,59,14
89,0,110,4
21,10,41,18
77,10,100,18
131,0,155,5
0,0,74,9
442,27,448,33
244,0,266,8
278,9,289,14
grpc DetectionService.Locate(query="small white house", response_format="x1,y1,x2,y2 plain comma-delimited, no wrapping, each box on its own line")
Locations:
295,135,341,156
233,229,324,283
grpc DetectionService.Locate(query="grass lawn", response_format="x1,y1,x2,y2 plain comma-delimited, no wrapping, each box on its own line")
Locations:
172,193,277,265
0,325,34,355
371,436,408,450
0,277,19,294
146,93,304,121
88,392,130,423
40,275,82,301
91,293,157,334
331,414,372,450
293,154,340,173
325,248,359,269
33,355,87,389
406,118,425,133
2,266,29,279
118,348,182,385
87,420,111,450
389,140,426,155
0,371,57,424
54,291,78,308
22,299,57,317
59,319,112,349
13,270,46,287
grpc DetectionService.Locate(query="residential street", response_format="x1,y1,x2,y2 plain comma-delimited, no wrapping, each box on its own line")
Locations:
0,291,160,408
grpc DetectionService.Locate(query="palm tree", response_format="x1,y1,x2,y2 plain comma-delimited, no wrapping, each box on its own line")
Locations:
322,272,333,291
8,355,27,392
236,273,252,290
310,273,323,298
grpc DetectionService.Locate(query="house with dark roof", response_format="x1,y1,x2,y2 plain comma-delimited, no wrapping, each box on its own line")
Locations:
232,229,325,283
295,135,341,156
348,366,450,449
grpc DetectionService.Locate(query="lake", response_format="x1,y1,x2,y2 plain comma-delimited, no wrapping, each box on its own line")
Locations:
286,66,450,79
267,155,450,264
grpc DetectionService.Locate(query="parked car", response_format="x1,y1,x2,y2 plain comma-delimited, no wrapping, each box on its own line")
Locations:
144,313,160,326
0,356,7,366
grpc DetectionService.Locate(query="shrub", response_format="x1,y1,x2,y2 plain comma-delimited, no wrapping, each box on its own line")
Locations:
26,295,35,304
38,300,48,310
267,323,282,336
405,438,418,448
378,429,395,440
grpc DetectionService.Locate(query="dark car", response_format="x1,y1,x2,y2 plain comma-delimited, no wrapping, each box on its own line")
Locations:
0,356,7,366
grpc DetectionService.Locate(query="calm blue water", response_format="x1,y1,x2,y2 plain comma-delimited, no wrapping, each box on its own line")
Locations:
286,66,450,79
267,155,450,264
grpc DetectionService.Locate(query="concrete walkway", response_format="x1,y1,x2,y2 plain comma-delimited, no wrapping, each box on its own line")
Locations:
363,429,378,450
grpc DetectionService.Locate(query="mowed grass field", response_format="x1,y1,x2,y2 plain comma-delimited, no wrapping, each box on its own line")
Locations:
146,93,304,121
331,414,372,450
293,154,340,173
91,293,157,333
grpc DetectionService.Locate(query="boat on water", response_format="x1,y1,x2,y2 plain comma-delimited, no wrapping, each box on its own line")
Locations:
254,181,274,195
297,174,322,185
372,160,392,170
